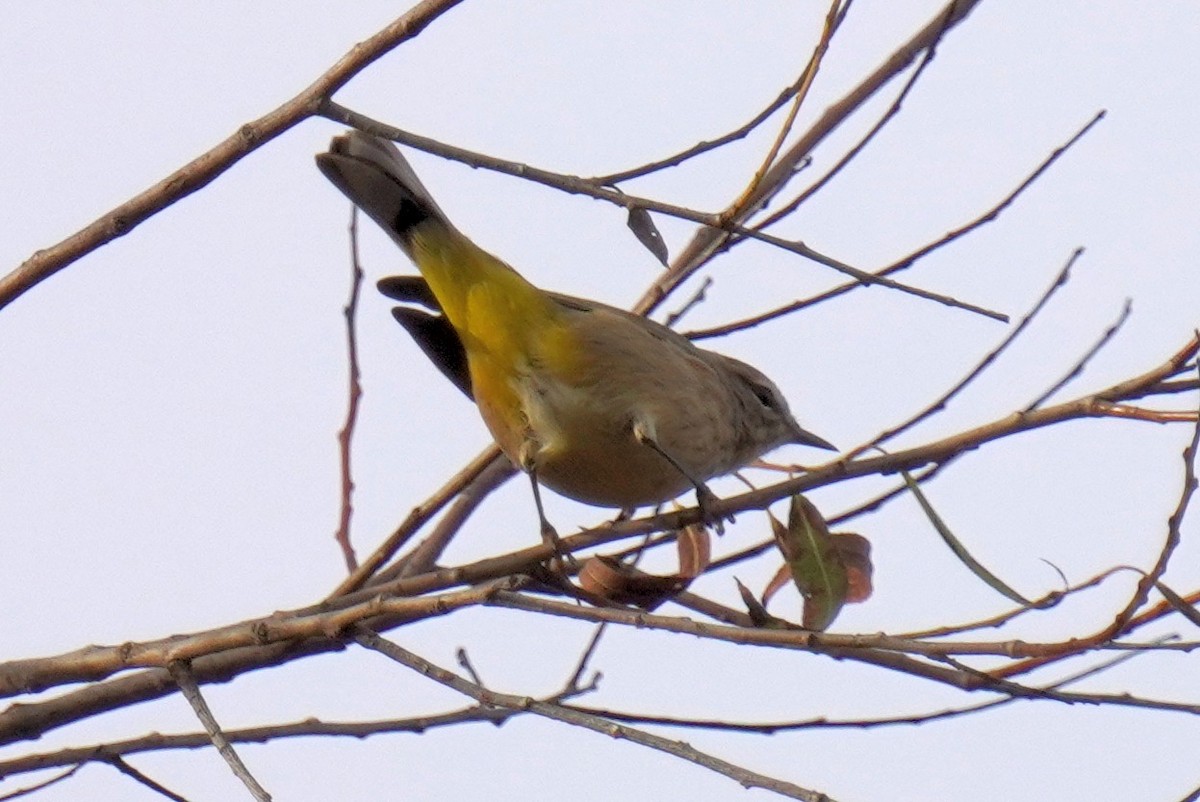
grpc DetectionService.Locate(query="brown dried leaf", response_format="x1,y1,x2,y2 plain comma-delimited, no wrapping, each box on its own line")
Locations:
833,532,873,603
677,523,712,579
761,513,793,608
762,562,793,609
577,555,687,610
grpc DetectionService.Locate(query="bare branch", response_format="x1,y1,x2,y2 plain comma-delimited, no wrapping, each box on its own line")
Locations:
104,757,191,802
333,207,365,572
0,765,81,800
1108,361,1200,633
849,248,1083,459
1024,298,1133,411
750,0,940,234
638,0,986,315
3,336,1195,750
0,0,466,311
168,661,269,801
564,633,1176,734
688,110,1106,341
328,444,504,597
353,627,836,801
322,103,1003,321
735,0,848,208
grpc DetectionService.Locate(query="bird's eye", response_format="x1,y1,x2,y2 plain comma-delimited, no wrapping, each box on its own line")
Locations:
749,383,776,409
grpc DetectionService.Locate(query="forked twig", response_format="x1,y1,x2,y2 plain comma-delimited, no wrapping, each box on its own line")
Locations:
849,248,1084,459
688,110,1107,341
353,627,834,802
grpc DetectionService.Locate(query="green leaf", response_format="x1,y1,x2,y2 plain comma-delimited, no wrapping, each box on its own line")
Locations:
771,495,849,631
902,469,1033,606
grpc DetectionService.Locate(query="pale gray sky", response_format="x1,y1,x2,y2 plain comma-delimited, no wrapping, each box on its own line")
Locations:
2,3,1198,800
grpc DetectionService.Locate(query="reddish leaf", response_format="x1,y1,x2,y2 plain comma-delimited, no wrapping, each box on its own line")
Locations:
762,554,793,608
834,532,873,603
677,523,712,579
575,524,711,609
769,495,851,630
577,556,687,610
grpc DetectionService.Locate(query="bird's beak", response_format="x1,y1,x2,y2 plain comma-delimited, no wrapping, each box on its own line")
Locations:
789,422,838,452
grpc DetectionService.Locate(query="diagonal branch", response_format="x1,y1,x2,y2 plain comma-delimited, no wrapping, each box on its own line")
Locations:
637,0,985,316
168,660,269,801
687,109,1106,340
353,627,836,802
0,0,466,311
322,103,1003,321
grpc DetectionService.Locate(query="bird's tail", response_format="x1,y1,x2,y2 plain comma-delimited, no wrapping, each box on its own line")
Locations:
317,130,564,362
316,130,451,259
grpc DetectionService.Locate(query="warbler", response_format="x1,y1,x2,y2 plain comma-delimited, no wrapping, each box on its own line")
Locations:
316,131,835,544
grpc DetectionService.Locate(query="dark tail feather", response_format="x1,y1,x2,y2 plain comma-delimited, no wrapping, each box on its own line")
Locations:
378,276,472,399
378,275,443,312
316,131,450,255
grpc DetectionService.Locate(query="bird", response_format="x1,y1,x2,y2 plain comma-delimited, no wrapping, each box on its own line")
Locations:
316,130,835,550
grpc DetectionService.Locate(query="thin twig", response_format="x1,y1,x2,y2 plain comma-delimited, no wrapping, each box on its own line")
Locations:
638,0,985,318
591,4,859,188
0,680,610,780
898,567,1127,640
0,764,81,800
1092,404,1197,423
0,0,467,311
105,756,192,802
563,633,1175,734
455,648,486,688
333,207,366,573
662,277,713,329
371,455,518,582
322,103,1003,322
561,624,608,696
353,628,835,802
687,110,1107,341
747,227,1006,321
168,660,270,801
594,75,823,185
1107,359,1200,634
1023,298,1133,411
328,443,503,597
734,0,848,209
849,248,1083,459
994,381,1200,680
0,707,515,779
751,0,940,233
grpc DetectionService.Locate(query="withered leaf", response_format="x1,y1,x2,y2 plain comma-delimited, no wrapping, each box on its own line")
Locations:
578,555,687,610
765,495,873,631
627,206,669,266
